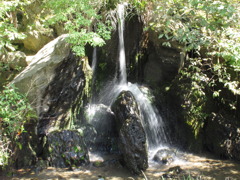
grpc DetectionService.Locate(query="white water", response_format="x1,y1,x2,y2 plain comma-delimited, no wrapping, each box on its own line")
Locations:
92,47,97,73
89,47,98,104
117,4,127,85
127,83,167,146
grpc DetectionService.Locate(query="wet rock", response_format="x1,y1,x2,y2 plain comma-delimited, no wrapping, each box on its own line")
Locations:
83,104,118,152
44,130,89,168
37,54,90,135
161,166,185,179
93,161,105,167
153,148,176,165
112,91,148,174
81,124,97,149
144,30,184,86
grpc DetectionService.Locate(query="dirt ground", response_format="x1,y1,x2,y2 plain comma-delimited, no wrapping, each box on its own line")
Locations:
1,152,240,180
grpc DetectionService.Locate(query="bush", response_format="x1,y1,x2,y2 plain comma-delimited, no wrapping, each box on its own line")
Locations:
0,85,35,167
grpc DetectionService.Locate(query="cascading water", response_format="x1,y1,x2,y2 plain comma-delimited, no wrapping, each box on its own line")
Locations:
87,3,169,162
91,47,97,73
117,4,127,85
115,4,167,148
97,3,168,148
127,83,167,146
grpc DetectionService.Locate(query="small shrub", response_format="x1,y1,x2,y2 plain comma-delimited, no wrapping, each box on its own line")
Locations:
0,85,35,167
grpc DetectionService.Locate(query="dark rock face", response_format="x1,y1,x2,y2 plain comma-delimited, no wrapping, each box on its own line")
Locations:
153,148,176,165
83,104,118,152
44,130,89,168
112,91,148,174
144,30,184,86
161,166,185,179
205,113,240,161
38,52,88,135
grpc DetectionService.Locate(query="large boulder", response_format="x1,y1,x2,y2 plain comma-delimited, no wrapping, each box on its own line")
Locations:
10,35,92,169
11,34,70,115
43,130,89,168
36,53,90,135
11,33,92,133
83,104,118,152
112,91,148,174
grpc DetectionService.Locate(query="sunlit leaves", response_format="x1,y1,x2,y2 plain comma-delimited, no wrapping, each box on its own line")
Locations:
149,0,240,68
44,0,111,56
0,0,29,52
67,30,106,56
149,0,240,123
224,81,240,95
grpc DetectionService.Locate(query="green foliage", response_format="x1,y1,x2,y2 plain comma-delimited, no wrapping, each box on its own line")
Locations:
0,0,29,52
0,85,35,167
149,0,240,69
179,58,209,136
43,0,112,56
178,57,239,136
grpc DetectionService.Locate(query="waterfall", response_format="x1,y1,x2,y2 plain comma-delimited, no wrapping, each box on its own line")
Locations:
91,47,97,73
114,4,168,147
117,4,127,85
88,3,168,151
89,47,97,104
127,83,167,146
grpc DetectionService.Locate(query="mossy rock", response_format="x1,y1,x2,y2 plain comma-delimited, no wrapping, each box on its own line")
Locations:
43,130,89,168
